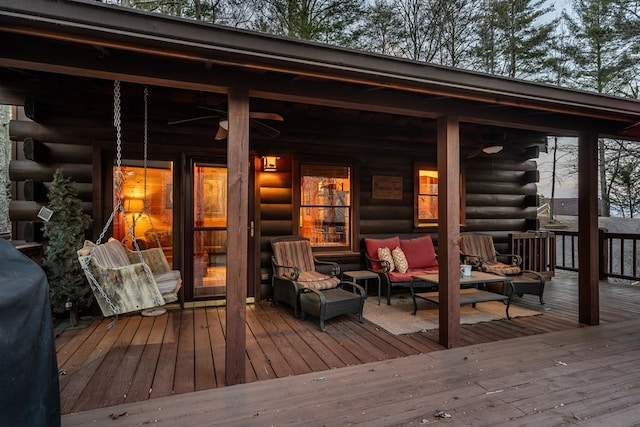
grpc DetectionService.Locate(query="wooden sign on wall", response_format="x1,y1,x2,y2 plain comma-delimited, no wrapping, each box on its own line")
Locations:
372,175,403,200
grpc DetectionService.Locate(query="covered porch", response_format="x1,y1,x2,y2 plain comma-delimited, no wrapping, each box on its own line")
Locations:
3,0,640,402
58,270,640,422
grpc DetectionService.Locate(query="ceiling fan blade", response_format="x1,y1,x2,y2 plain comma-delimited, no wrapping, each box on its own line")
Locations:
466,146,483,159
249,112,284,121
250,118,281,137
168,115,218,125
214,126,227,140
197,105,228,115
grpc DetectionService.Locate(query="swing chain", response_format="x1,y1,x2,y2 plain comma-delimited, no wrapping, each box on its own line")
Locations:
142,87,162,250
83,81,164,314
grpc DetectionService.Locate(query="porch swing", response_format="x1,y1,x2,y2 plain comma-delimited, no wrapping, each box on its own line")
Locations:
77,82,182,318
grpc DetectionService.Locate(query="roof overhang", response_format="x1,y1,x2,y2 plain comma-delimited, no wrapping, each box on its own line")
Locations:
1,0,640,140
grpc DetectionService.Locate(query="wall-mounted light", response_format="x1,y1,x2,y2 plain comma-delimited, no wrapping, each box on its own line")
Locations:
482,145,503,155
262,156,279,172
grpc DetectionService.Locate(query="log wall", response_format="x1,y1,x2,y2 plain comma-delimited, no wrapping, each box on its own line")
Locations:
4,87,540,299
257,140,540,278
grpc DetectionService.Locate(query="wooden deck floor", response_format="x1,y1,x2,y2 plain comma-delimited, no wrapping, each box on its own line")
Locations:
62,318,640,426
57,271,640,421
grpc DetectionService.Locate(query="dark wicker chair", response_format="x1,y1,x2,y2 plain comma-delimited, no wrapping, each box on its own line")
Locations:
460,233,545,304
270,236,365,331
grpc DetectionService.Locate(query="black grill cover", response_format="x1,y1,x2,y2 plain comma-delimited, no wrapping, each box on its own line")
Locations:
0,239,61,426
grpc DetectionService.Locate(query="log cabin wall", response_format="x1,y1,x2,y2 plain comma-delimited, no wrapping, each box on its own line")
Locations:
255,137,541,288
3,79,540,301
7,107,94,242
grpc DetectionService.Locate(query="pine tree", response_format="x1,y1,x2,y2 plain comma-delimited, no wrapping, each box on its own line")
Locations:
42,168,92,326
473,0,556,79
252,0,364,47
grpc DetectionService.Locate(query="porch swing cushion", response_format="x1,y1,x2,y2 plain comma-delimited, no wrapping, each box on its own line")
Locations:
92,239,130,268
78,239,182,315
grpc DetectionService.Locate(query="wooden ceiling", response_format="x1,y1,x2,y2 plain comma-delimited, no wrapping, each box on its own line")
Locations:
1,67,549,159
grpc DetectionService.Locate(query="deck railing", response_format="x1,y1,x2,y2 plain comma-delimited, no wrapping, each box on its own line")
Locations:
509,231,556,280
552,229,640,281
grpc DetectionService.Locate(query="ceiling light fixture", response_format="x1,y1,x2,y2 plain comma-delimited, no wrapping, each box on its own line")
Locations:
482,145,503,155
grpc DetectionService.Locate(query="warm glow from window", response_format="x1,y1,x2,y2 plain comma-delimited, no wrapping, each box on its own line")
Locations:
113,163,174,262
414,163,465,227
418,169,439,222
299,164,351,248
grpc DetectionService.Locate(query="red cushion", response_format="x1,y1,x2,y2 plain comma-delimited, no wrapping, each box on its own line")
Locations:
388,267,439,283
365,236,401,270
400,235,438,269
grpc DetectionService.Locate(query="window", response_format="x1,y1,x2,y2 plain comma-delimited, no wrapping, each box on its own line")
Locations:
299,164,351,248
113,162,174,261
414,163,465,227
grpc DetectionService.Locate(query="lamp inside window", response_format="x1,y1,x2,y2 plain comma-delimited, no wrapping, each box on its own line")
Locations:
262,156,279,172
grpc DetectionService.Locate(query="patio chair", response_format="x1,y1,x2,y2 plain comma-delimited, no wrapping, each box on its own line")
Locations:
459,233,545,304
270,236,365,331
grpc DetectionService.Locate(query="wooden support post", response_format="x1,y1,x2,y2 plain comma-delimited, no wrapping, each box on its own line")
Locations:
225,87,249,385
578,131,599,325
437,115,461,348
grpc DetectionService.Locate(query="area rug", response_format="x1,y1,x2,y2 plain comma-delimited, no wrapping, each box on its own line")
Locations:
363,291,543,335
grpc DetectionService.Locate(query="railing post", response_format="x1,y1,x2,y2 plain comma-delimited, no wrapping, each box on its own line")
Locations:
598,227,608,280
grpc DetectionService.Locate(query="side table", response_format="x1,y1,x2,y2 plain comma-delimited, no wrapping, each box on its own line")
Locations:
342,270,381,305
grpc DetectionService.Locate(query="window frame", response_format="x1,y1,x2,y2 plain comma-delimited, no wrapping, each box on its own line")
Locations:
414,162,466,228
294,159,356,252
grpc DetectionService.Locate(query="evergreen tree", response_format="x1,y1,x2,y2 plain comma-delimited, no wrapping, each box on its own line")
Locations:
473,0,556,79
42,168,92,326
563,0,637,216
564,0,634,95
252,0,365,47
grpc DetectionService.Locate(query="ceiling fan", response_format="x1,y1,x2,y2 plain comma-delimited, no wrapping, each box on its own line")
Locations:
168,106,284,140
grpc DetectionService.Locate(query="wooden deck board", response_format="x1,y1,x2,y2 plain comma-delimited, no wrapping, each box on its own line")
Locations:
173,309,195,395
205,307,225,387
59,318,129,414
62,318,640,426
57,270,640,423
193,308,216,391
124,315,168,402
149,311,179,399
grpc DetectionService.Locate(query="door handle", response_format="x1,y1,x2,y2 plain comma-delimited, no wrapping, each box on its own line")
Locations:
249,220,254,237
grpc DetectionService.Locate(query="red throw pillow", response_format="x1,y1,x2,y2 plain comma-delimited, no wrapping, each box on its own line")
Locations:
365,236,401,270
400,235,438,269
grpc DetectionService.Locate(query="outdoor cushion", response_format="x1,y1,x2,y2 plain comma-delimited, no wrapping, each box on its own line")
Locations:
377,247,395,272
296,271,340,290
481,262,521,276
388,267,439,283
365,236,401,270
400,235,438,269
392,247,409,274
91,239,130,268
460,234,522,275
154,270,181,294
460,234,497,264
272,239,316,276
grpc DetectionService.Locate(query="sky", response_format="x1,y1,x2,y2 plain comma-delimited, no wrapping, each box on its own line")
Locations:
536,137,579,200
